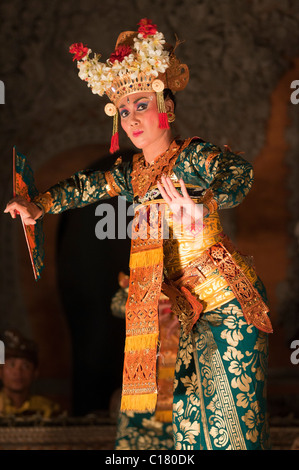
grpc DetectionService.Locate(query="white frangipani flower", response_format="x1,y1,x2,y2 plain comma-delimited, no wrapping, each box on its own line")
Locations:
73,29,170,96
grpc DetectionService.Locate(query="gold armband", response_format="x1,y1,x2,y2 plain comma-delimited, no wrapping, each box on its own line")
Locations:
33,192,53,214
201,188,218,215
104,171,121,197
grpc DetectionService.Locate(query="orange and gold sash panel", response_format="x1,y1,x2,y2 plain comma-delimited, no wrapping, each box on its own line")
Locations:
154,297,180,423
121,203,165,413
207,242,273,333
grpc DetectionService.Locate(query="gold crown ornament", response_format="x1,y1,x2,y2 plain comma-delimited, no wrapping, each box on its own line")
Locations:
69,18,189,153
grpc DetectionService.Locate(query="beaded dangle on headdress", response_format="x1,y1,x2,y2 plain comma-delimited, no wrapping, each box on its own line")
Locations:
104,103,120,153
69,18,189,153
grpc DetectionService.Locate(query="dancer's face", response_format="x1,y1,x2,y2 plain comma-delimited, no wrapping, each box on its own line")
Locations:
118,91,172,150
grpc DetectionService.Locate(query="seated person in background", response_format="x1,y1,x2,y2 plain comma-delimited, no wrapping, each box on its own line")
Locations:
0,329,61,418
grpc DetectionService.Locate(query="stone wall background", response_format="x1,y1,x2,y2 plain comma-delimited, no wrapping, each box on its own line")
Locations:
0,0,299,416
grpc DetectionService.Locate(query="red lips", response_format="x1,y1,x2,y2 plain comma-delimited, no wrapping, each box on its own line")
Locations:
132,130,143,137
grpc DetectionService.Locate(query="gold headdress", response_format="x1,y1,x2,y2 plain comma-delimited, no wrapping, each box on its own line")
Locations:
69,19,189,153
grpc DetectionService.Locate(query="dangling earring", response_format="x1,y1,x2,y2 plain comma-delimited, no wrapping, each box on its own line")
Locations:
167,112,176,123
152,79,170,129
105,103,119,154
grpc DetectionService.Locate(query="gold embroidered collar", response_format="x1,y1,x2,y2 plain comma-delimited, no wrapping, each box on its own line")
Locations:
131,138,192,199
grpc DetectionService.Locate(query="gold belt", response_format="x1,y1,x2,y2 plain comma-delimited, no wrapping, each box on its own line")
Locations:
163,236,273,334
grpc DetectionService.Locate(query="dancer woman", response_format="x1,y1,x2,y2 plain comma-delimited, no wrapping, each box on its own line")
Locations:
5,19,272,450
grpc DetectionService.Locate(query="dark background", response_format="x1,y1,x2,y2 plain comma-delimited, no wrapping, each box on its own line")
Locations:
0,0,299,419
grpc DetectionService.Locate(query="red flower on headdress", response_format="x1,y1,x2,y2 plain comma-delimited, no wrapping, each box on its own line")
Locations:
69,43,89,62
138,18,158,38
109,45,132,64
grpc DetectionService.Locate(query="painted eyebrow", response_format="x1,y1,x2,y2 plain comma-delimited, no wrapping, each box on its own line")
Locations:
119,96,150,109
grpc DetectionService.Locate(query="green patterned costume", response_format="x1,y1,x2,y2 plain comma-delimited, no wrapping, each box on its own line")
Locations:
42,138,272,450
173,299,270,450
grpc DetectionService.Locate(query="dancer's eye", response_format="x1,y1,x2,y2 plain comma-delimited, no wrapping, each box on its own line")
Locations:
137,102,148,111
120,109,129,118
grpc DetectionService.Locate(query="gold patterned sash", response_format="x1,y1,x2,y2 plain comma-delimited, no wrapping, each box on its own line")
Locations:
121,203,164,412
207,241,273,333
164,236,273,334
121,201,206,413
